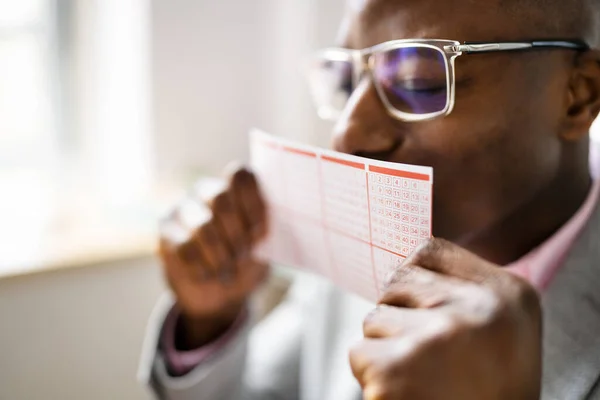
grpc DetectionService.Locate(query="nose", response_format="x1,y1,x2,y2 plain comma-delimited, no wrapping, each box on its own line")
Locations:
331,78,398,157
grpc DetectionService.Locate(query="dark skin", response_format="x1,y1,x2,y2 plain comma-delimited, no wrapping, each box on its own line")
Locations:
158,0,600,397
336,0,594,265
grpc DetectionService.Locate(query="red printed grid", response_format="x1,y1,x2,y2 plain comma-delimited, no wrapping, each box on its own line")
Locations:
251,131,433,302
368,171,431,258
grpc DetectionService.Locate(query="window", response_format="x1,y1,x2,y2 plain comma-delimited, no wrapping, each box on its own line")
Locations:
0,0,63,258
0,0,59,172
0,0,154,273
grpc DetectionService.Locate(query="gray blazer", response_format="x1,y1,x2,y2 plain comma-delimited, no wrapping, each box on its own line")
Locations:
138,197,600,400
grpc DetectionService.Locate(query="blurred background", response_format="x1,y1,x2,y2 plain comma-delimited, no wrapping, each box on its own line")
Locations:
0,1,599,399
0,0,344,399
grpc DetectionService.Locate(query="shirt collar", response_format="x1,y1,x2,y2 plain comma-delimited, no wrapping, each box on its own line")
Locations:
506,179,600,291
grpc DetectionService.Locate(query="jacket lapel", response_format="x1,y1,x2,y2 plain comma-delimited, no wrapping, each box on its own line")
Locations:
542,200,600,399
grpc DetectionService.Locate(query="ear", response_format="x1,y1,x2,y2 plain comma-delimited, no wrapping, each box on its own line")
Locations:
563,49,600,141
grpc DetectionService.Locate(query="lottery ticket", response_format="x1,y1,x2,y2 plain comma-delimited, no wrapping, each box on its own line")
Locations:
250,129,434,302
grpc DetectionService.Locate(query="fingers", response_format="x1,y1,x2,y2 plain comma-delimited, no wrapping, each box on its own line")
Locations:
194,169,267,280
349,338,391,387
404,238,499,284
363,305,431,338
177,198,235,280
349,337,412,389
380,239,507,311
159,218,204,282
379,263,456,308
195,178,247,253
159,166,268,285
195,216,236,281
229,168,267,243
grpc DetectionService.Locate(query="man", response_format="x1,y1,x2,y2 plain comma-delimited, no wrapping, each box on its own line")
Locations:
139,0,600,398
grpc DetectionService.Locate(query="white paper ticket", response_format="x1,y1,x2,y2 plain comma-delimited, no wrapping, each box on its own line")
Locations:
250,129,434,302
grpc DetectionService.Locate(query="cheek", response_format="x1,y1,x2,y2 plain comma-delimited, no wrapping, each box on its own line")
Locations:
423,73,562,184
396,79,563,237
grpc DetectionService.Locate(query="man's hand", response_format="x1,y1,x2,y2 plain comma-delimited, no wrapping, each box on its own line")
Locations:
350,238,542,400
159,166,269,349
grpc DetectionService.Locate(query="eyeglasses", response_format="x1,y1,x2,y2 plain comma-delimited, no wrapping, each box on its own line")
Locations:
305,39,589,122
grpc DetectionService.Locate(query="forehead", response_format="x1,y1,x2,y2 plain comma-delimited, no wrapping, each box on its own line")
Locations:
341,0,537,48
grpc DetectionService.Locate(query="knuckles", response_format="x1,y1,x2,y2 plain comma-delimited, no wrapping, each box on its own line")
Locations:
212,190,233,214
408,237,450,266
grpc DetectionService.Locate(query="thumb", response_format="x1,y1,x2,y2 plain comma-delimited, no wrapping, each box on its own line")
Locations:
403,238,498,284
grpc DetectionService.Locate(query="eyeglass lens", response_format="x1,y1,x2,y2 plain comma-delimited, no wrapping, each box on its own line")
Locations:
307,45,449,119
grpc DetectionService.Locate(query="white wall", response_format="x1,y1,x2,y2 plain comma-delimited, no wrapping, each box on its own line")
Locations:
0,257,164,400
152,0,345,177
72,0,153,207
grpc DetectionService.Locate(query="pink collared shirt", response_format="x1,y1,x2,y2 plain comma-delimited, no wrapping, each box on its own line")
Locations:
507,179,600,290
162,143,600,376
160,304,248,376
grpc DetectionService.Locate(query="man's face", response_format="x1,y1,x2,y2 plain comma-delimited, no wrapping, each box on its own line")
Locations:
333,0,576,246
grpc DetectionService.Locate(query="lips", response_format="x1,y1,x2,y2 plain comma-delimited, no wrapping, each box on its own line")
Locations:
355,140,402,162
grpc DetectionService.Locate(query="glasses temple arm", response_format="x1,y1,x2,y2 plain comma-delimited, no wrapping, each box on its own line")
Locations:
445,40,589,54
